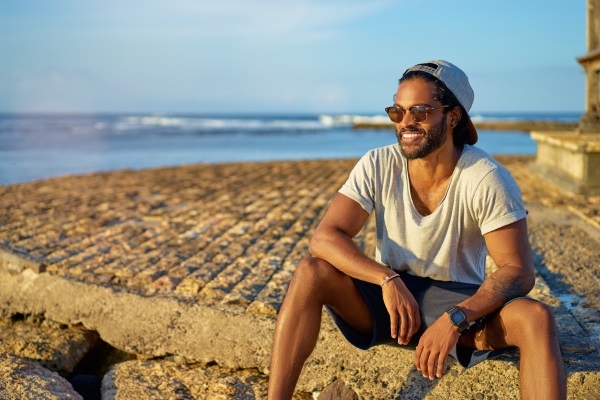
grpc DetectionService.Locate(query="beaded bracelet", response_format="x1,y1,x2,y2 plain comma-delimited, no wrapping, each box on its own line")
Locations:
380,273,400,287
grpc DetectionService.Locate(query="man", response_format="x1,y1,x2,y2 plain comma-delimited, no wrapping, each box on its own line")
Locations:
268,60,566,400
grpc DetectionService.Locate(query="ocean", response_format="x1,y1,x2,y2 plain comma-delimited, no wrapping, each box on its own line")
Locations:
0,112,582,185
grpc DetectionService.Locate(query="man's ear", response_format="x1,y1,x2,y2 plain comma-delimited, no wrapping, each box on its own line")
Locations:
449,106,462,128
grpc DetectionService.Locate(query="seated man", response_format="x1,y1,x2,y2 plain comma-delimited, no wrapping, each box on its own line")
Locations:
268,60,566,400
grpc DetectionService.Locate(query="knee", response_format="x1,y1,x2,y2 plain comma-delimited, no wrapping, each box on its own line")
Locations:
293,257,339,286
287,257,345,301
508,300,557,343
524,301,556,330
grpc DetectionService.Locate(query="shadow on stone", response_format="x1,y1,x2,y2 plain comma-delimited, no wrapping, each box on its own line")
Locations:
70,374,103,400
69,340,137,400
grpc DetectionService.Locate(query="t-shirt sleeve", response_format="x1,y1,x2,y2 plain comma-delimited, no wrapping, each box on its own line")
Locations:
474,166,528,235
338,152,376,214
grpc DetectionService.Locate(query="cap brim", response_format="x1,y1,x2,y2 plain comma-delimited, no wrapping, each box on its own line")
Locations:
466,117,478,145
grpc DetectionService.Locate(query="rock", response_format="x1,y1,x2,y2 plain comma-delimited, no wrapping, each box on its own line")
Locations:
292,392,314,400
566,371,600,399
0,351,83,400
318,379,359,400
0,316,99,376
101,359,269,399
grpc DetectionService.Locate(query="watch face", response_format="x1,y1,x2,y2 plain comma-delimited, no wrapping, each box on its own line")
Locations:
451,312,465,324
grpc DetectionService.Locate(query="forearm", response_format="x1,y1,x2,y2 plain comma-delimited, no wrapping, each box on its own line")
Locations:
457,263,535,322
312,226,421,345
310,227,394,285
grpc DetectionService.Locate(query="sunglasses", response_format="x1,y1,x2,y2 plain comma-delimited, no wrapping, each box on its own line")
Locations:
384,105,449,123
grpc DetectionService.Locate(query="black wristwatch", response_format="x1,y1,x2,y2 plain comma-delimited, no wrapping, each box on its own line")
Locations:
445,306,470,335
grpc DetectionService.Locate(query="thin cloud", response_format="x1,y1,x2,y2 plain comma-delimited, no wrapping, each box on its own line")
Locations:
184,0,392,36
77,0,393,42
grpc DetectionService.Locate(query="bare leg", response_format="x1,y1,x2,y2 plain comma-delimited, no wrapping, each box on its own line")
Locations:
461,299,566,400
267,257,372,400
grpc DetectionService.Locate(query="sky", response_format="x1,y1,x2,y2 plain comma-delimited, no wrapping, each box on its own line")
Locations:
0,0,587,115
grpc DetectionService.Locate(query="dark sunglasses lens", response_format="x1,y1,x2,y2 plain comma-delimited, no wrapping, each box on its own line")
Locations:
410,107,428,122
386,108,404,122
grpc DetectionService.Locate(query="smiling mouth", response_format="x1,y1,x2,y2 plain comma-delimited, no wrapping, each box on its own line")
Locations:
399,130,424,142
402,132,422,139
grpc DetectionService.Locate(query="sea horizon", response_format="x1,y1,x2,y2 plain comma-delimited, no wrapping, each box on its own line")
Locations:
0,111,583,186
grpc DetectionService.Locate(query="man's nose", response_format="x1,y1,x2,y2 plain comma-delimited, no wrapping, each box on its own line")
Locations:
396,110,416,127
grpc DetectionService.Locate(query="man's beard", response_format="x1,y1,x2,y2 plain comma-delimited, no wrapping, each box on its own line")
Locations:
396,115,448,160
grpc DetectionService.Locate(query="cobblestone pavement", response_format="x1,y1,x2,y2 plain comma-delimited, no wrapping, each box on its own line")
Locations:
0,156,598,317
0,160,362,317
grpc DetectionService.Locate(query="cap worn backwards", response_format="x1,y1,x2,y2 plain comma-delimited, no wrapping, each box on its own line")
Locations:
403,60,478,145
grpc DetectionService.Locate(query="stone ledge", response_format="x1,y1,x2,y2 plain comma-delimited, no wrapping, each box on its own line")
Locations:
0,248,45,274
531,131,600,152
0,266,597,398
0,269,274,371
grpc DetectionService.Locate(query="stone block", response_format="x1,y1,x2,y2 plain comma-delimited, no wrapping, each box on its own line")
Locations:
530,131,600,195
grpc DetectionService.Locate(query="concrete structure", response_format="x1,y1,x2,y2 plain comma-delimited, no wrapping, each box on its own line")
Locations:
0,158,599,398
531,0,600,195
530,132,600,195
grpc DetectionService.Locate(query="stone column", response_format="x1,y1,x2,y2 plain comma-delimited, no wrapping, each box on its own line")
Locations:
588,0,599,51
579,0,600,132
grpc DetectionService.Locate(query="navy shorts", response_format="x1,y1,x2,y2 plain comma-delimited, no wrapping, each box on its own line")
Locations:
325,271,518,368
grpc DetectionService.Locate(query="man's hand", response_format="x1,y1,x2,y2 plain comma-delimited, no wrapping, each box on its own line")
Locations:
382,278,421,345
414,315,459,380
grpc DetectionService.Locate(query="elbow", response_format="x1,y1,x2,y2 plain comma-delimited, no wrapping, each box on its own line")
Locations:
514,262,536,296
523,257,537,294
309,230,325,259
310,226,336,259
522,269,536,294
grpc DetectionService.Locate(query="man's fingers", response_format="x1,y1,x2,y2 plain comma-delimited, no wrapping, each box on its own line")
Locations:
382,281,420,345
418,348,430,377
413,309,422,334
427,352,437,380
436,353,447,378
405,312,416,344
399,310,416,345
389,311,398,339
398,311,407,344
414,345,423,371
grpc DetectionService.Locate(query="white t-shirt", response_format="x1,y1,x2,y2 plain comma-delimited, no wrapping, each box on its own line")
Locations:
339,144,527,285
